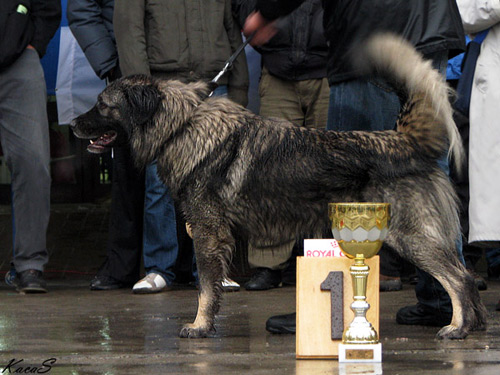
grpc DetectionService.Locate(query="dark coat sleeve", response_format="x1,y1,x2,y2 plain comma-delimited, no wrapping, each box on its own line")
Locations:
231,0,257,29
30,0,61,58
224,0,249,107
255,0,304,20
67,0,117,79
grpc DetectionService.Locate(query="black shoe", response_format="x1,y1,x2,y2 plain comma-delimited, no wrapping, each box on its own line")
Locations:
487,264,500,281
266,313,296,334
244,268,282,291
17,270,47,294
90,275,127,291
408,274,419,285
380,276,403,292
396,304,451,327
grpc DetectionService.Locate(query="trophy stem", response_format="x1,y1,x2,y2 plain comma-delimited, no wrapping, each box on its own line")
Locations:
342,254,379,345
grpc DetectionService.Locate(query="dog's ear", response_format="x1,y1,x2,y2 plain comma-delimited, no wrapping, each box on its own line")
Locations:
124,84,162,125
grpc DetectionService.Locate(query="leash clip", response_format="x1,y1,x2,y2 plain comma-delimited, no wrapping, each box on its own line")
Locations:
208,32,255,97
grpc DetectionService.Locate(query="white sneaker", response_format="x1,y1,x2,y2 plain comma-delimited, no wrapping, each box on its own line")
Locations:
222,277,240,292
133,273,169,294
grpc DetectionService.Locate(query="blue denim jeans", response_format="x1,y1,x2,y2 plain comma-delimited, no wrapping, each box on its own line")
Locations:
326,51,462,314
143,85,228,284
212,84,228,97
143,161,179,284
326,77,400,132
486,248,500,271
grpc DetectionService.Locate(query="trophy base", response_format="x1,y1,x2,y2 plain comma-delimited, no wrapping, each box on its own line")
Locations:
339,363,383,375
338,343,382,362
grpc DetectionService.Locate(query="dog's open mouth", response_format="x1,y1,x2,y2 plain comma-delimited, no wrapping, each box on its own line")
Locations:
87,131,117,153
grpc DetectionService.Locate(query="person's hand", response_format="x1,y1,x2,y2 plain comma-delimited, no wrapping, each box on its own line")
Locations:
243,11,277,46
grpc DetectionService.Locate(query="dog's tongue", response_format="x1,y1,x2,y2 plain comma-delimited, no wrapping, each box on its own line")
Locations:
87,132,116,153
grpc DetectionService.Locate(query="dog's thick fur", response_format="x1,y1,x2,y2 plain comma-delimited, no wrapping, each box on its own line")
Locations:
71,34,487,340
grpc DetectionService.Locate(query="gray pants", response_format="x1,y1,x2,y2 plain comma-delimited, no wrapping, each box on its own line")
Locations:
0,48,51,273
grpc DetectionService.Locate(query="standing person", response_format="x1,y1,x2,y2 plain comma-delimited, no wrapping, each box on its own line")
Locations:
67,0,144,291
243,0,466,333
0,0,61,293
456,0,500,310
232,0,329,290
113,0,249,292
69,0,190,294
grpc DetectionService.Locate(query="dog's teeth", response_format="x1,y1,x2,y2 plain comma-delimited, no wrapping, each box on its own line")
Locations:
90,140,94,144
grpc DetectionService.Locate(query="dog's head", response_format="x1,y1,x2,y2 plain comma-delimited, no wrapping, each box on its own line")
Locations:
70,75,163,154
70,75,212,163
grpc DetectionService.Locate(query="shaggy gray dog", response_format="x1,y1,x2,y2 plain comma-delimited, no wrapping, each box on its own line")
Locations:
71,34,487,340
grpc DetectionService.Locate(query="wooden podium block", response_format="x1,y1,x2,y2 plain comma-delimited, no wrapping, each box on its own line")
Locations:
296,256,380,359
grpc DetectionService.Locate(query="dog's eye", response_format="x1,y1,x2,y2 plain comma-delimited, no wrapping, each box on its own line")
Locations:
97,102,108,111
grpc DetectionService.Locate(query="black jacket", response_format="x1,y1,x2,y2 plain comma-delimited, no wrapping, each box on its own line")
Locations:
233,0,327,81
0,0,61,70
67,0,117,80
256,0,466,85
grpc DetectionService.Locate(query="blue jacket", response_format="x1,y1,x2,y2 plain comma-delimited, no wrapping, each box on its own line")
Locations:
67,0,117,79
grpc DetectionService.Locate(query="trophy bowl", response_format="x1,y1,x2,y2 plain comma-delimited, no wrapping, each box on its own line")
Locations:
328,202,390,259
328,202,390,346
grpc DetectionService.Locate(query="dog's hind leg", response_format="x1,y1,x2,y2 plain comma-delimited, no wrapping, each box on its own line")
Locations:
387,221,487,339
179,219,234,338
432,265,487,339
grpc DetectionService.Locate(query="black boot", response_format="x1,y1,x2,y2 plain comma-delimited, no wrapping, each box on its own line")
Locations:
244,268,282,290
266,313,296,334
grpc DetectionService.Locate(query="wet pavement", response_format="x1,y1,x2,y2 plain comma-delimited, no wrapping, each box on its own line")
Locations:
0,203,500,374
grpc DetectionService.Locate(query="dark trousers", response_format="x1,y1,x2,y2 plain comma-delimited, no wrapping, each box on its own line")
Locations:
98,146,144,284
1,49,51,273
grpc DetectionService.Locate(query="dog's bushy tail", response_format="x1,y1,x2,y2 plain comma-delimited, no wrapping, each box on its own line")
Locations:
355,33,465,175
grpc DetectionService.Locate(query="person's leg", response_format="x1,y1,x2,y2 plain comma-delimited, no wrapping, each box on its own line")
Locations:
378,246,405,291
450,110,487,289
267,77,401,332
486,248,500,279
328,77,404,292
136,161,179,293
211,84,229,98
258,67,304,126
244,69,302,290
326,78,400,131
190,85,240,291
0,49,51,293
397,50,464,323
301,77,330,130
245,240,294,290
91,145,145,290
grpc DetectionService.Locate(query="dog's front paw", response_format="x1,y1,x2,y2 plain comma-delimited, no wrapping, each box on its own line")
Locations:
436,325,468,340
179,323,215,338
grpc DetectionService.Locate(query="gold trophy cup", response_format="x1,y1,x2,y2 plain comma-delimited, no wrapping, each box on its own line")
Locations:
328,202,390,362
